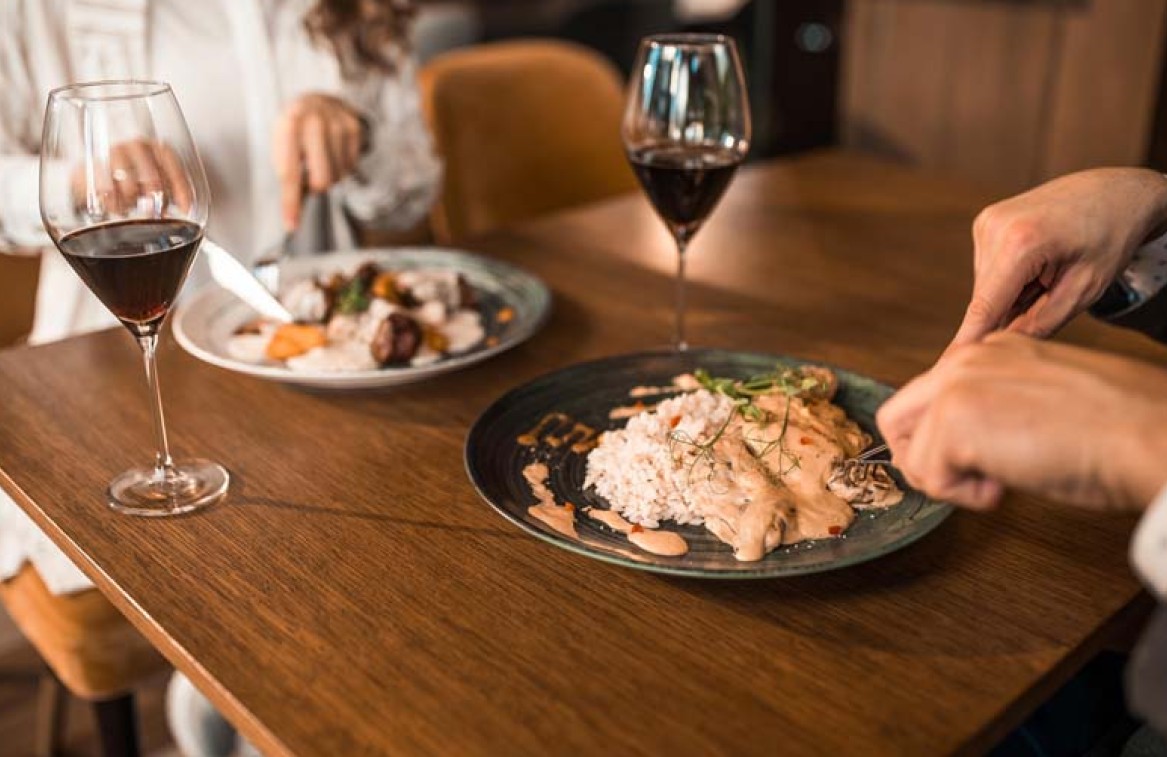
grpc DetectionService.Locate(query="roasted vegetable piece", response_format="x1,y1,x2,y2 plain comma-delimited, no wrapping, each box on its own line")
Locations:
371,312,423,365
423,325,450,353
265,324,327,361
370,272,399,302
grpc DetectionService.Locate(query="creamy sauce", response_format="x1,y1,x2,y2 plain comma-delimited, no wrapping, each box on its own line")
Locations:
443,309,485,353
225,333,271,364
588,508,635,532
628,529,689,557
628,373,699,398
523,462,577,538
547,423,599,453
518,413,570,447
608,403,648,420
286,341,378,372
585,508,689,557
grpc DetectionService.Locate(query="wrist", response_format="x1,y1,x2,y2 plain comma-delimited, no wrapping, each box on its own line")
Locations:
1134,169,1167,246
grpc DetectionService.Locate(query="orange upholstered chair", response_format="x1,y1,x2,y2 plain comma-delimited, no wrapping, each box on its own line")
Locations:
420,39,637,243
0,260,166,755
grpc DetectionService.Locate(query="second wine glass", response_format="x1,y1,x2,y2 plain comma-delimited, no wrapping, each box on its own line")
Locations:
623,34,751,352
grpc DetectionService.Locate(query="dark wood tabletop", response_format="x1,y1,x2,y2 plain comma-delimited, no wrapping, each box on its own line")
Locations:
1,150,1163,756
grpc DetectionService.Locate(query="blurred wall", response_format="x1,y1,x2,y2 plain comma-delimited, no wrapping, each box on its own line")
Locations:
842,0,1167,191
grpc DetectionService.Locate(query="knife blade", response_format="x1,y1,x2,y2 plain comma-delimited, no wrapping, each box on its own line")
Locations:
202,240,294,323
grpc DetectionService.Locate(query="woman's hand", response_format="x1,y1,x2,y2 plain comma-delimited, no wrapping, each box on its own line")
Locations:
70,139,193,216
272,93,366,230
876,332,1167,512
947,168,1167,352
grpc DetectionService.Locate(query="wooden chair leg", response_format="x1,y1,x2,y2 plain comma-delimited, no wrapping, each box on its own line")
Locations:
92,694,140,757
35,670,67,757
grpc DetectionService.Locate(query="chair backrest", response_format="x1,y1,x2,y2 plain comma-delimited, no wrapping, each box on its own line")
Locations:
0,255,39,347
420,39,637,243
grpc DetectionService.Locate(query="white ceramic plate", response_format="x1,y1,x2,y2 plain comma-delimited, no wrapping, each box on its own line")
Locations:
173,247,551,389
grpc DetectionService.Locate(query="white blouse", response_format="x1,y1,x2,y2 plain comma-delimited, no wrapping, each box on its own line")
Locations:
0,0,441,593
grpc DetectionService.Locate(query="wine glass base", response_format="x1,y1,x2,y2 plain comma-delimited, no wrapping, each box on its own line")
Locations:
107,459,229,517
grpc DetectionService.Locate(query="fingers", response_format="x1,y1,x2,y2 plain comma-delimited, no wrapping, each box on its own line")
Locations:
274,109,306,230
153,142,194,213
273,95,366,230
302,112,335,194
949,247,1045,350
1005,266,1096,338
876,369,943,460
897,387,1004,510
108,144,137,213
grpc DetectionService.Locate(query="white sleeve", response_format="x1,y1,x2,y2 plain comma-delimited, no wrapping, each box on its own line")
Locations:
338,57,443,232
0,3,51,252
1131,485,1167,599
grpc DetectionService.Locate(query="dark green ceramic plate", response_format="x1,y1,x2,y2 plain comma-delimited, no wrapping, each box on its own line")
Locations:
465,349,952,578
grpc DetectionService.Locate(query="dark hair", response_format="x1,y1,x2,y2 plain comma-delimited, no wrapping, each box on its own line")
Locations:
304,0,416,79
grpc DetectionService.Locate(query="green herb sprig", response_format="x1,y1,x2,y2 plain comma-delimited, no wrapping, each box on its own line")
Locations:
333,277,371,315
671,366,821,480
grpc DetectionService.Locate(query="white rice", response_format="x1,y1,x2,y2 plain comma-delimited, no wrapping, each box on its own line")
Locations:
584,390,733,527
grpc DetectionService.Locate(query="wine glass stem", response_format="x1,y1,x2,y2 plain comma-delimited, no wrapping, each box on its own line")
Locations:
674,238,689,352
137,335,175,478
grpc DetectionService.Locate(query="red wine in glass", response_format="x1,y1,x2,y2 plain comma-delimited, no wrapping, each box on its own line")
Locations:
622,34,752,351
40,80,227,517
58,219,202,335
627,144,743,242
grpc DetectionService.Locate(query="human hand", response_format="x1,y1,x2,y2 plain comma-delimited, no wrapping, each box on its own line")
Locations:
876,332,1167,511
70,139,193,217
947,168,1167,352
273,93,366,230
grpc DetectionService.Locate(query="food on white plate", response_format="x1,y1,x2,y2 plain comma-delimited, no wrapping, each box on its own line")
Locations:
226,261,494,372
583,365,903,561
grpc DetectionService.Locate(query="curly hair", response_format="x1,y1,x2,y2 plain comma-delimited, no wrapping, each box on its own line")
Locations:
304,0,417,79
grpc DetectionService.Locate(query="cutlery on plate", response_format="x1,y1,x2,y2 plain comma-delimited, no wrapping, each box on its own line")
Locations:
253,172,309,295
846,443,890,466
203,240,294,323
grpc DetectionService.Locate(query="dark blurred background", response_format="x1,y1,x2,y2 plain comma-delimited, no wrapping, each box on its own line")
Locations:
415,0,1167,191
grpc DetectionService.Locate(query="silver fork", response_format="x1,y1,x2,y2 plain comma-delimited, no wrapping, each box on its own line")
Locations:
848,443,889,466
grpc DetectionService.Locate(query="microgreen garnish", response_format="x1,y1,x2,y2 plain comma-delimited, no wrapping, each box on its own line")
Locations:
671,365,821,481
334,277,371,315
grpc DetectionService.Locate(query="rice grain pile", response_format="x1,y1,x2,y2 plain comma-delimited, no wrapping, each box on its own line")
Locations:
584,390,732,527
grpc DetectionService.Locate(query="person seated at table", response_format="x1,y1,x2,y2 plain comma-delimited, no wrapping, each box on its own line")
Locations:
876,168,1167,742
0,1,440,754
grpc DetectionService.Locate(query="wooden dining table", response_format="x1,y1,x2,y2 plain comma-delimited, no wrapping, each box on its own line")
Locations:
1,149,1163,756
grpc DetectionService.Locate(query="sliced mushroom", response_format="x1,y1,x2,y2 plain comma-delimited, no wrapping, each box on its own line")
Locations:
826,459,904,509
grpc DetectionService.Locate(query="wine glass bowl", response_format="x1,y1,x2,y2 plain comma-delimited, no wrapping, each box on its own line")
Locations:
40,80,228,516
623,34,751,351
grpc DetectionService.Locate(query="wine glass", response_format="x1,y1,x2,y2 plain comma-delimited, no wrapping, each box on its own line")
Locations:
40,80,228,516
623,34,751,351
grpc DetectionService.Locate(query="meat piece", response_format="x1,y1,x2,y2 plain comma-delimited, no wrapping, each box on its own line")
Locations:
827,462,905,509
797,365,839,401
457,274,478,308
370,312,422,365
